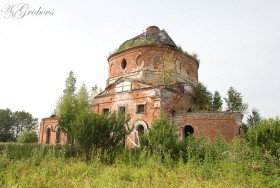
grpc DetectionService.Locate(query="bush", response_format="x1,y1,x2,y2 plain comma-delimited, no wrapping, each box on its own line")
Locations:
17,131,38,143
74,111,131,161
245,118,280,157
141,115,177,153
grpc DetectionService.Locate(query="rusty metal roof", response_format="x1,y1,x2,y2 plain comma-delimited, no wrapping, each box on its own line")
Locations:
131,26,177,47
116,26,177,52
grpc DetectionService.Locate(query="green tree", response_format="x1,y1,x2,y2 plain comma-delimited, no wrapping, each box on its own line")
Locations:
141,115,178,154
247,108,262,126
56,71,78,144
74,83,131,159
77,83,91,111
211,91,223,111
13,111,38,139
224,87,248,113
17,131,38,143
74,112,130,160
192,82,212,111
56,72,131,160
0,109,38,142
0,108,15,142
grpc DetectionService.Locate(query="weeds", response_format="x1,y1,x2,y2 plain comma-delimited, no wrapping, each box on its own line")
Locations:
0,136,279,187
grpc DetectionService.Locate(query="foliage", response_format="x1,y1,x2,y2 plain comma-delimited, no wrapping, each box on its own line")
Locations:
245,118,280,157
1,131,279,188
247,108,262,126
17,131,38,143
141,115,178,154
0,109,38,142
176,45,200,63
153,51,177,86
56,71,78,144
13,111,38,138
116,38,157,52
211,91,223,110
224,86,248,113
0,109,14,142
192,82,212,111
74,111,131,160
241,108,263,134
90,84,103,99
56,71,130,160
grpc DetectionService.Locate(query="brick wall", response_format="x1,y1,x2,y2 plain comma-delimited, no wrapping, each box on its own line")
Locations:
38,116,66,145
107,45,199,86
173,112,243,141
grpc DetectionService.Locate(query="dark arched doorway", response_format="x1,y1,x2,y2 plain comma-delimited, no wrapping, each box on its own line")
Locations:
46,128,51,144
184,125,194,138
136,124,145,136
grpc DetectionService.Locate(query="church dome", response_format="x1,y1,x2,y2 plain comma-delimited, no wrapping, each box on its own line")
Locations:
115,26,177,53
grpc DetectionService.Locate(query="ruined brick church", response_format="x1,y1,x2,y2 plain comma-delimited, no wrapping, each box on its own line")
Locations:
39,26,242,146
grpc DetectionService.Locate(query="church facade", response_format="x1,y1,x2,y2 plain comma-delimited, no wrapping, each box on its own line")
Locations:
39,26,242,146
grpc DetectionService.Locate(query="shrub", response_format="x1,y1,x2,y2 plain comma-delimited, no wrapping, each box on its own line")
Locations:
74,111,131,161
245,118,280,157
141,115,177,153
17,131,38,143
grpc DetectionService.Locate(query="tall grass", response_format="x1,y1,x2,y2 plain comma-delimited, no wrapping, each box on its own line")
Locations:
1,136,279,188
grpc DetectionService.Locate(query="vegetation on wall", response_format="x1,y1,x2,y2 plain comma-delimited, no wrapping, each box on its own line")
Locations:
211,91,223,110
191,84,249,114
224,86,248,113
192,82,212,111
176,45,200,63
116,38,157,53
155,51,177,86
114,40,200,64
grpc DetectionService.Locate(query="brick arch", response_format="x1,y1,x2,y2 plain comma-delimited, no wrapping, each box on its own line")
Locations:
45,124,54,132
130,120,149,147
183,125,194,138
55,126,61,144
133,119,148,132
45,125,52,144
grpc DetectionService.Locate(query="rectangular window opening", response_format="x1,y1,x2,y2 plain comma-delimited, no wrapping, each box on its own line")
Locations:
103,108,110,114
119,106,126,114
136,104,145,114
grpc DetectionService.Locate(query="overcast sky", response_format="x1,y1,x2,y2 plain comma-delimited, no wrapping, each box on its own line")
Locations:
0,0,279,122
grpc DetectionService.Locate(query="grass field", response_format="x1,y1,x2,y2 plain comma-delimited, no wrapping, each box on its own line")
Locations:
1,138,279,188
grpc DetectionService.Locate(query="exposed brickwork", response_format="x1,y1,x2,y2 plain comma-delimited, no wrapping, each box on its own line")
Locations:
38,115,66,145
39,26,242,146
107,45,199,86
173,112,242,141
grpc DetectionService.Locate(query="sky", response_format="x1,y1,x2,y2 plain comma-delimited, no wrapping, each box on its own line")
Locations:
0,0,279,122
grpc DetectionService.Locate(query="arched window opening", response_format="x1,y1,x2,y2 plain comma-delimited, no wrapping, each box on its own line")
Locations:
56,127,61,144
121,59,127,70
184,125,194,138
137,124,145,136
46,128,51,144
